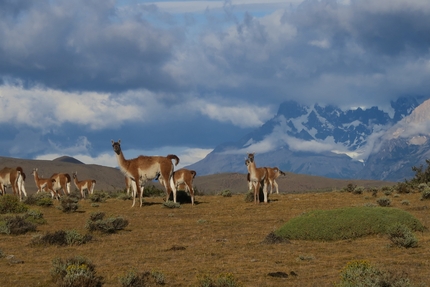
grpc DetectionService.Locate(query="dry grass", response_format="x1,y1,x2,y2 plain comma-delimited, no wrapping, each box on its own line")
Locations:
1,190,430,287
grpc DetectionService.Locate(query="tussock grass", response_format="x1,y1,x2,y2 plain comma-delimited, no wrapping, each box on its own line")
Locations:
274,207,424,241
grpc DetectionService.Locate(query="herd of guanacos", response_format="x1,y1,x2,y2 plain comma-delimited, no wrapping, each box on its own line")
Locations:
0,141,285,207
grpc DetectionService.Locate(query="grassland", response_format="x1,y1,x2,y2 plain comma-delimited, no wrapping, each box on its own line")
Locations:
1,189,429,287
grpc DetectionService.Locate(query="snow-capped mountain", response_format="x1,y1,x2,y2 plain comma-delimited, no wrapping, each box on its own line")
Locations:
187,96,424,180
358,98,430,181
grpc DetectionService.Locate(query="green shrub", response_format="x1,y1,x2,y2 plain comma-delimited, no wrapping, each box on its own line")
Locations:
417,183,429,192
409,159,430,186
23,192,53,207
0,195,28,214
376,197,391,207
89,191,110,203
59,195,79,213
119,269,165,287
195,273,242,287
336,260,416,287
85,212,128,234
51,256,103,287
24,209,47,225
31,230,92,246
344,183,357,193
244,191,254,203
117,193,133,201
274,207,424,241
163,201,181,209
220,190,232,197
244,189,265,203
387,223,418,248
395,182,412,194
421,189,430,200
0,215,37,235
401,200,410,206
352,186,364,195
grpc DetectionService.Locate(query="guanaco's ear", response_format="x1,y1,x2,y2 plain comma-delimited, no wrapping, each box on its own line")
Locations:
111,140,114,144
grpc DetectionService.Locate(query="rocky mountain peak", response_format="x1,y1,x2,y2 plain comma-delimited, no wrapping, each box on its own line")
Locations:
187,96,427,180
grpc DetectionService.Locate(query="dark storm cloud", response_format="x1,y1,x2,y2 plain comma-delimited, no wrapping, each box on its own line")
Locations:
0,0,185,92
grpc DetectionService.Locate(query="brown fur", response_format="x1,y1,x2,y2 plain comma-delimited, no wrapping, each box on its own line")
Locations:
32,168,61,200
246,153,269,204
264,167,286,194
46,173,71,197
171,168,197,205
111,140,180,207
72,171,96,199
0,166,23,200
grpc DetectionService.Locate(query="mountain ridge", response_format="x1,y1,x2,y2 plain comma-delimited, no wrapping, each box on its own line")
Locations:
186,96,427,181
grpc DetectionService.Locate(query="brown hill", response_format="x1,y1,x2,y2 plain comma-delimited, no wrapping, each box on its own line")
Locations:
0,156,125,194
0,156,395,196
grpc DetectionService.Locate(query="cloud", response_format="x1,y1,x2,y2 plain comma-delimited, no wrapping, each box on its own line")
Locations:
0,84,144,129
194,100,273,128
2,0,430,168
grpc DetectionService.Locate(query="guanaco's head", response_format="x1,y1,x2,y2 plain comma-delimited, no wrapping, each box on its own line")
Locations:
247,153,255,163
111,140,121,155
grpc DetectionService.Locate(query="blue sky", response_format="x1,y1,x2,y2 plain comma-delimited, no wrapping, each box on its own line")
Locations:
0,0,430,169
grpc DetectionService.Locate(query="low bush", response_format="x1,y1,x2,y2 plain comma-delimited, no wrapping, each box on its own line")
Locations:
387,223,418,248
118,269,165,287
0,195,28,214
31,230,92,246
58,194,80,213
23,192,54,207
24,209,47,225
343,183,356,193
244,189,265,203
219,190,232,197
336,260,417,287
85,212,128,234
117,193,133,201
417,183,429,192
376,197,391,207
421,189,430,200
195,273,242,287
51,256,103,287
395,182,412,194
274,207,424,241
163,201,181,209
89,191,110,203
352,186,364,195
0,215,37,235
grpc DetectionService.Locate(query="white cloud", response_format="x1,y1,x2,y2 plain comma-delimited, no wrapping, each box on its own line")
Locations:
140,0,304,14
194,100,273,128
